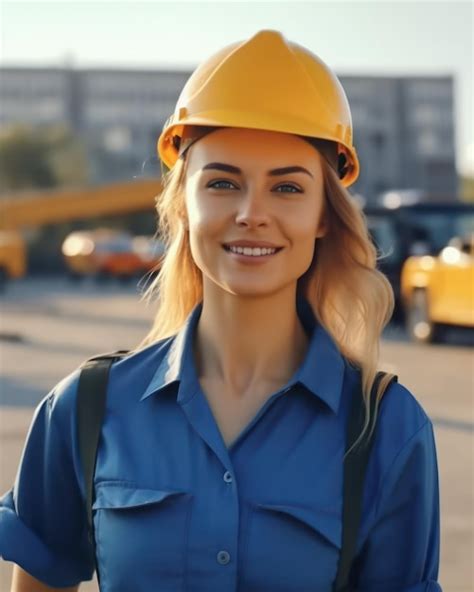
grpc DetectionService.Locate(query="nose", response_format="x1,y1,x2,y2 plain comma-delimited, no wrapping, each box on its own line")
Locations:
234,190,270,228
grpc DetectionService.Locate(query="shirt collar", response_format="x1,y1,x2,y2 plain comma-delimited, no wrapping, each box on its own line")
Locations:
140,296,346,414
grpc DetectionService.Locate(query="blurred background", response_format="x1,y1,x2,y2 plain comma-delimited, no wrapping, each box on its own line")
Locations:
0,1,473,590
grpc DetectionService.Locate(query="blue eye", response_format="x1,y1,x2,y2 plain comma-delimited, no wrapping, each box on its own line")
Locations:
207,180,302,193
275,184,302,193
207,180,237,189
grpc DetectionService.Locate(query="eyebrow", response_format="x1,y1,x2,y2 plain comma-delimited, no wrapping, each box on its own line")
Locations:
201,162,314,179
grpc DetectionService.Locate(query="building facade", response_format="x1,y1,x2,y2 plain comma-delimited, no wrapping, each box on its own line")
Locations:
0,66,458,203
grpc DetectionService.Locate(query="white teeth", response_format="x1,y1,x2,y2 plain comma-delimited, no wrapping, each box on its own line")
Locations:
228,245,277,256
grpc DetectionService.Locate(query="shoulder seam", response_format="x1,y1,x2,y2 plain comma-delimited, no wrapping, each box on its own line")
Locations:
372,418,432,521
48,383,84,496
49,390,76,462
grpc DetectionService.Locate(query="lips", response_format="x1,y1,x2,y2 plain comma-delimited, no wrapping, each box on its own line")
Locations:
222,241,284,249
222,244,284,253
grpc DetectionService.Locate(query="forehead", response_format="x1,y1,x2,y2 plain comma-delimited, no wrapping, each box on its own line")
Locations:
185,127,321,172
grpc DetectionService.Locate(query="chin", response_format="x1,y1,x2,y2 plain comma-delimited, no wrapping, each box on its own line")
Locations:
215,279,291,299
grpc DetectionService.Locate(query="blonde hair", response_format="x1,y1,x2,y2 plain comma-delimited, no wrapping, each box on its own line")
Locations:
133,147,396,453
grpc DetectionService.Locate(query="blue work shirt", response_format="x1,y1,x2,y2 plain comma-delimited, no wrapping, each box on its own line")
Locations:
1,297,442,591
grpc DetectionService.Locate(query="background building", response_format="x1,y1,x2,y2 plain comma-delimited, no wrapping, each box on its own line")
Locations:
0,66,458,203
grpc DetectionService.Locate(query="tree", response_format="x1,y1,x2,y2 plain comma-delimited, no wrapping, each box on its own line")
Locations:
0,124,88,194
0,125,56,191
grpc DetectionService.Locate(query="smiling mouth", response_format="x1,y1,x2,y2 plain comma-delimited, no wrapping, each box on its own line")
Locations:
222,245,284,257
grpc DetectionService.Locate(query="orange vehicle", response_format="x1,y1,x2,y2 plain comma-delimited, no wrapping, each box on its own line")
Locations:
61,228,165,281
401,233,474,343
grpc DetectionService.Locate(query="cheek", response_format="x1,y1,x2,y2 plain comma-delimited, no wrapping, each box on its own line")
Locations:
287,211,321,245
285,208,322,265
187,207,225,266
186,193,225,231
292,234,318,271
188,216,221,250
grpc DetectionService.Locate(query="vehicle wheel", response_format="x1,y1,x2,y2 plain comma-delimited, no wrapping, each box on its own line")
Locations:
406,289,444,344
96,270,112,283
117,274,134,284
67,271,83,282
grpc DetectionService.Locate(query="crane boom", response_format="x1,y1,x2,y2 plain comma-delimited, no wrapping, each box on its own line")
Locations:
0,178,162,230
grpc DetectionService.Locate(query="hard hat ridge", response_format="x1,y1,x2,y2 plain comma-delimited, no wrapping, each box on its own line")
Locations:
158,29,360,187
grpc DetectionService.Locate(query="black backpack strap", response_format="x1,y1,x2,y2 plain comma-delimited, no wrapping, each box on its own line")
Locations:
76,350,129,586
333,370,398,592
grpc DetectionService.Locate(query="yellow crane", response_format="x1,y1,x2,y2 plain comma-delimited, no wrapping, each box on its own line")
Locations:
0,178,162,286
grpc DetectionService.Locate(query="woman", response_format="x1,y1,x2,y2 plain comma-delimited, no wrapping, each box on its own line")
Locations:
1,30,441,591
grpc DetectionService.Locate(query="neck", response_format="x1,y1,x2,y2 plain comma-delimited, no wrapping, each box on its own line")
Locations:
193,283,309,399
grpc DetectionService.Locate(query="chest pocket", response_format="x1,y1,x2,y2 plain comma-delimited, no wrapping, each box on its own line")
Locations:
92,482,193,590
242,500,342,592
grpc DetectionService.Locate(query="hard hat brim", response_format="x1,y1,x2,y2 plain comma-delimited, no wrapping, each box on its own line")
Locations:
157,111,359,187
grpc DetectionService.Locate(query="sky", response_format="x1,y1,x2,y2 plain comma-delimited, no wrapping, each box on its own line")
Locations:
1,0,473,175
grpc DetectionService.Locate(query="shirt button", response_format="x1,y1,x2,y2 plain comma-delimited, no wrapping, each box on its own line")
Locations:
223,471,233,483
217,550,231,565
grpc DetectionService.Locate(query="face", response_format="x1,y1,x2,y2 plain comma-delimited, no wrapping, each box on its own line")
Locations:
183,127,327,298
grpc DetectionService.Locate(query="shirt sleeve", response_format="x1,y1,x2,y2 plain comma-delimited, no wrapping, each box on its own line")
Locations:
353,419,442,592
0,370,96,587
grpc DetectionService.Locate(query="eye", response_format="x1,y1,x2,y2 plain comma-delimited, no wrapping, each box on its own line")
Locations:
274,184,302,193
206,179,238,190
206,180,303,193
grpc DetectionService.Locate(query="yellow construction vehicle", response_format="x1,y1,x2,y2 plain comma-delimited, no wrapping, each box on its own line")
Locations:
0,178,162,289
401,233,474,343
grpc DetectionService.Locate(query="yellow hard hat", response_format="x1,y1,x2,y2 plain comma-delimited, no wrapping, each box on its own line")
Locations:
157,29,360,187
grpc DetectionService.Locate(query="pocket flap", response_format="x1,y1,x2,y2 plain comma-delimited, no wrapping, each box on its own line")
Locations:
92,483,190,511
255,501,341,548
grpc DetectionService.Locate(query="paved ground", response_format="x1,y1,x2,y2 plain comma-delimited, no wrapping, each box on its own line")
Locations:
0,276,472,591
